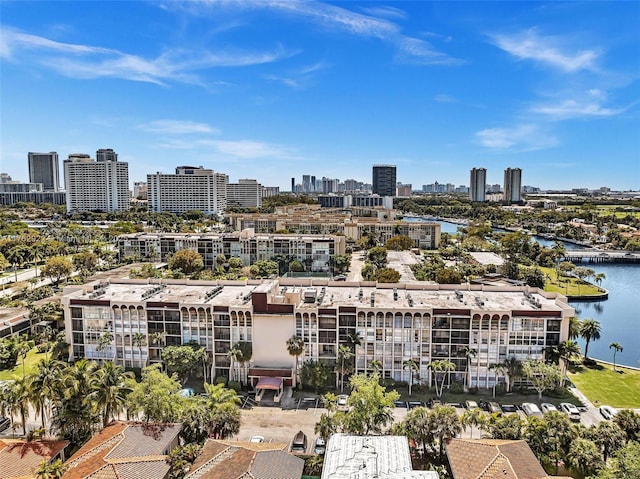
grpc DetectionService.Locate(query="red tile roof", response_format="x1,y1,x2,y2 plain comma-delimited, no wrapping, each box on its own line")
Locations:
62,422,179,479
445,439,548,479
0,439,69,479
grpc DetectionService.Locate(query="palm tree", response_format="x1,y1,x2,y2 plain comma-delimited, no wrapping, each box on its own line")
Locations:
430,360,455,398
226,346,242,382
499,357,522,393
286,335,305,388
594,272,606,287
97,331,114,360
580,318,601,360
461,407,486,439
459,346,477,390
315,413,337,442
338,345,354,392
132,332,147,368
234,342,252,385
489,363,507,398
403,358,419,397
88,361,134,427
35,458,66,479
369,359,383,377
28,358,64,431
6,378,30,435
54,359,98,444
557,340,581,387
609,342,623,372
568,316,582,340
16,337,34,379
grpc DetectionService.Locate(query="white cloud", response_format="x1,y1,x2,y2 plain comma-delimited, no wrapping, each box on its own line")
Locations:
138,120,221,135
212,139,299,159
182,0,460,65
1,26,292,85
475,124,558,151
490,29,599,72
359,5,408,20
531,99,624,119
434,94,456,103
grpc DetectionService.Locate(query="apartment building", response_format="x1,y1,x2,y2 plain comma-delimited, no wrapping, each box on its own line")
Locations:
227,179,261,208
226,206,440,249
147,166,228,215
117,230,346,271
469,168,487,202
64,152,129,212
317,194,394,209
28,151,60,192
61,278,572,388
504,168,522,205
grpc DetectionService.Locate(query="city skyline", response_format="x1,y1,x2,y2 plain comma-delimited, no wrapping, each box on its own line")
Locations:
1,1,639,190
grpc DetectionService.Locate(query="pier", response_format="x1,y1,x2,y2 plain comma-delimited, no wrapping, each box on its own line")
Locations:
564,249,640,264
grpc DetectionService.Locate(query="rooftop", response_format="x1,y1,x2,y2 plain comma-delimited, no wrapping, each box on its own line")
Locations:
0,439,68,479
322,434,439,479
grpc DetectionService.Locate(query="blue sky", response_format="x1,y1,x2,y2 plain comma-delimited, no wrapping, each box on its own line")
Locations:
1,1,639,191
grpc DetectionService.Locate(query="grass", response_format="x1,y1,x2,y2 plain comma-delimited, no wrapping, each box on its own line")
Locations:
0,347,45,381
538,266,603,297
568,362,640,408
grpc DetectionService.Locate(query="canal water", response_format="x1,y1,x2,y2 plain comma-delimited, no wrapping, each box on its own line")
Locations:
411,218,639,367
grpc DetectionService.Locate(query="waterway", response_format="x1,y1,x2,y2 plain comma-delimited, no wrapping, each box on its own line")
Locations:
409,218,639,367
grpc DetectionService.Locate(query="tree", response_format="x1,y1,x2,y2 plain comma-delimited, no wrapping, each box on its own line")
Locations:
590,441,640,479
367,246,387,268
569,316,581,340
436,268,462,284
227,257,243,270
168,250,204,275
567,438,603,477
431,405,462,458
35,458,66,479
430,360,455,398
591,420,626,462
16,337,34,379
385,235,414,251
403,358,419,397
498,357,522,393
375,267,401,283
613,409,640,442
301,360,331,394
126,364,183,422
573,266,595,296
459,346,477,390
202,382,241,438
226,346,242,382
340,374,399,435
338,345,353,393
609,342,623,371
461,407,486,439
132,332,147,368
523,267,545,288
580,318,601,360
486,412,524,440
315,412,338,442
5,377,30,435
286,335,305,388
96,331,114,358
168,443,202,479
162,343,206,384
89,361,134,427
522,359,562,400
556,340,581,387
72,251,98,279
28,358,64,430
252,260,278,278
41,256,73,285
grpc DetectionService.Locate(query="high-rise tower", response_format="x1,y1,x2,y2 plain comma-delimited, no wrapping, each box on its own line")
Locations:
469,167,487,202
28,152,60,192
372,164,396,197
503,168,522,205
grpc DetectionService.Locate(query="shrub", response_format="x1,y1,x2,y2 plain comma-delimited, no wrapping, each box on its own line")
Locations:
227,380,242,392
381,378,396,388
449,382,464,394
215,376,228,386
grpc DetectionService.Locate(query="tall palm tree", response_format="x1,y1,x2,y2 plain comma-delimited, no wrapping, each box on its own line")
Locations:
609,342,623,372
489,363,507,398
286,335,305,388
226,346,242,382
499,357,522,393
403,358,419,397
88,361,134,427
369,359,383,377
459,346,477,390
28,358,64,431
234,342,252,385
430,360,455,398
202,382,241,410
557,340,581,387
16,337,34,379
580,318,601,360
97,331,114,360
568,316,582,340
54,359,98,444
338,345,354,392
132,332,146,368
6,378,30,435
461,407,486,439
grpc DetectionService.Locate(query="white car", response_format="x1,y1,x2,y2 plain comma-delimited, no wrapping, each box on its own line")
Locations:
337,394,349,411
599,405,618,420
250,436,265,443
521,402,543,419
540,403,558,414
559,403,581,422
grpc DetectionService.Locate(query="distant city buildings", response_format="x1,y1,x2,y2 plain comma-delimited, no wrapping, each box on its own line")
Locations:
396,183,412,197
372,164,397,197
504,167,523,205
64,150,129,212
227,179,262,208
317,194,394,209
132,181,148,200
469,168,487,202
147,166,228,215
28,151,60,192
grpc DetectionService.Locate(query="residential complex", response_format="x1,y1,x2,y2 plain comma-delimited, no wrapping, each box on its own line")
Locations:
226,205,440,249
317,194,394,209
504,167,522,205
227,178,262,208
28,151,60,192
469,167,487,202
61,278,573,389
147,166,228,215
117,230,346,271
64,152,129,212
372,164,397,197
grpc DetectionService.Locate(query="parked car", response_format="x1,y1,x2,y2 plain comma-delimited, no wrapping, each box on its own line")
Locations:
393,401,407,408
465,400,479,410
500,404,518,413
540,403,558,414
486,402,502,414
427,398,442,408
408,401,424,409
179,388,195,397
333,274,347,281
0,416,10,433
314,437,326,455
522,403,543,419
599,405,618,420
290,431,307,454
250,436,265,443
337,394,349,411
560,403,581,422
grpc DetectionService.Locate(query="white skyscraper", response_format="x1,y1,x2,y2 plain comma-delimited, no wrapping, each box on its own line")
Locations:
469,167,487,202
504,167,522,205
147,166,228,214
64,152,129,212
227,179,261,208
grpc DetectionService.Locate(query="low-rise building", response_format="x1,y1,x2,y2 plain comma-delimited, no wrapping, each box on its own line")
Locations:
118,230,346,272
0,439,68,479
61,278,573,388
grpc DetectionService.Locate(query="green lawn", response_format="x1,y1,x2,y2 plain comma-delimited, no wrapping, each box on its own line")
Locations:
568,362,640,408
538,267,603,297
0,347,45,381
